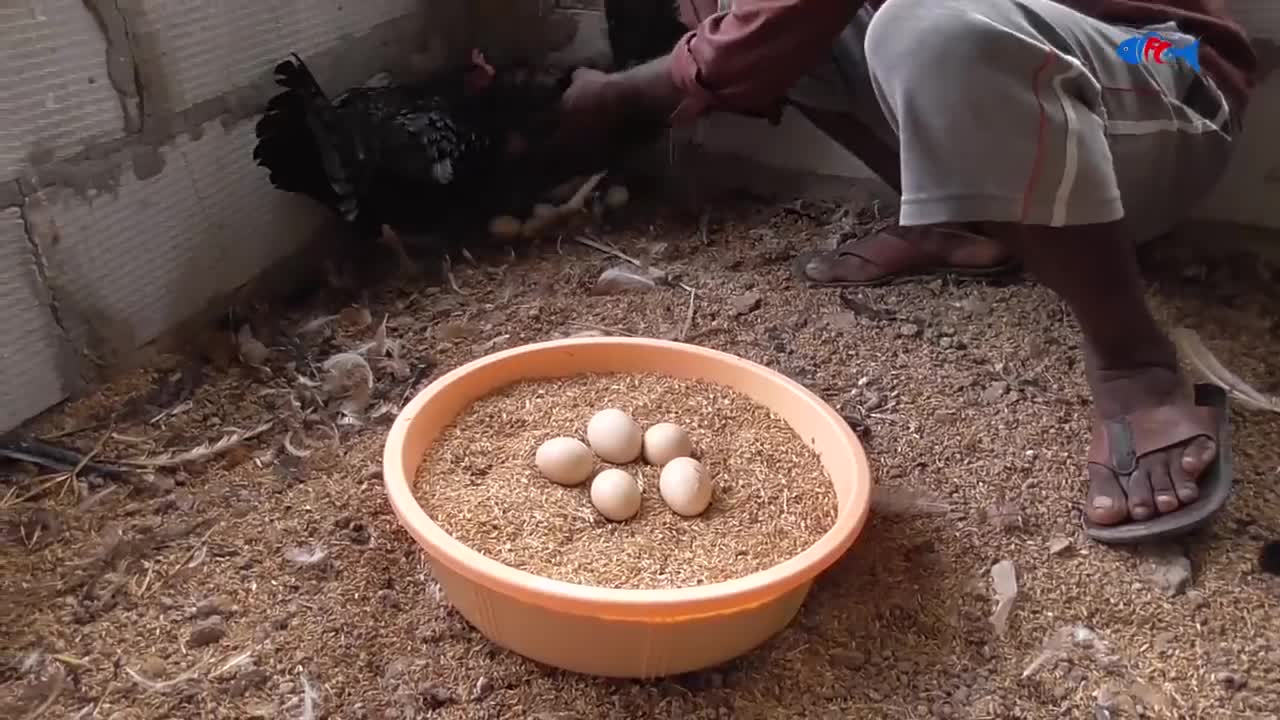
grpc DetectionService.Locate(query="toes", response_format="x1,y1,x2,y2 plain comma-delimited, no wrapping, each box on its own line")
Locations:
1086,464,1129,525
802,254,837,283
1172,478,1199,505
1169,448,1201,505
1127,437,1216,517
1123,467,1156,521
1181,436,1217,477
803,253,862,283
1171,436,1215,504
1146,461,1179,514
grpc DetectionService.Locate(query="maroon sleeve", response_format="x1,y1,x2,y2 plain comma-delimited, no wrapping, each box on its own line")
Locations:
668,0,865,124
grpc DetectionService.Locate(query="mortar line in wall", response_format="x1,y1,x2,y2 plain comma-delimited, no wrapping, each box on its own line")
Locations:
16,185,79,350
113,0,147,126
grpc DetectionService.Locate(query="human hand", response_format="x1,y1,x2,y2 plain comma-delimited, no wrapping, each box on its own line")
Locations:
555,67,625,149
554,61,680,148
532,60,678,184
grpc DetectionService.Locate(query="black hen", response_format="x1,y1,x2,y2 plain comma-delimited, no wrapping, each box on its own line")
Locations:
252,51,573,279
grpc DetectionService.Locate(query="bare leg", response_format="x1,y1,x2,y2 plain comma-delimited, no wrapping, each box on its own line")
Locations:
853,0,1229,533
992,221,1218,525
378,224,420,276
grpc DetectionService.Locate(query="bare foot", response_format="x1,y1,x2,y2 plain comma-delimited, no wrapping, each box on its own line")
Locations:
802,223,1013,286
1084,365,1219,525
975,219,1226,538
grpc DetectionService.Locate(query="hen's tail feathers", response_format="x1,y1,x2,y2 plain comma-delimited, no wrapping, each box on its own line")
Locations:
253,79,337,207
254,54,360,222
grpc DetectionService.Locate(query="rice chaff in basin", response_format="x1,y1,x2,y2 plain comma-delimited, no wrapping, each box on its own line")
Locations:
383,336,872,678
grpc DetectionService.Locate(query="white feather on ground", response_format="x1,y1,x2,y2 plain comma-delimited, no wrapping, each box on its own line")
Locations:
1173,327,1280,414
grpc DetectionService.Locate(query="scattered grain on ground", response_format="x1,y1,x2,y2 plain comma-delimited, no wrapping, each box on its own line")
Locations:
1,189,1278,719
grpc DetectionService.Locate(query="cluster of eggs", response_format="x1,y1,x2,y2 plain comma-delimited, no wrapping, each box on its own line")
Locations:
534,408,712,522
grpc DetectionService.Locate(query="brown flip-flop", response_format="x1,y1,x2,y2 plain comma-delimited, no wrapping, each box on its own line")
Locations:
1083,383,1233,545
791,226,1021,288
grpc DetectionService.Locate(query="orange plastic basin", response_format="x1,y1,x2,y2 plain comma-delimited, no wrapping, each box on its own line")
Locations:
383,337,872,678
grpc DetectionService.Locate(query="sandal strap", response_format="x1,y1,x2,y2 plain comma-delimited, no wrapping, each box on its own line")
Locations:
834,229,943,271
1087,401,1220,475
834,224,990,266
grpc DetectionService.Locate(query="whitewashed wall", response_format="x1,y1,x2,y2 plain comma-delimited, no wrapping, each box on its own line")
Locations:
0,0,467,432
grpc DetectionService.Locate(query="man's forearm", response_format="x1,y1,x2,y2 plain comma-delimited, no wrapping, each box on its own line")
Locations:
613,56,685,118
668,0,866,123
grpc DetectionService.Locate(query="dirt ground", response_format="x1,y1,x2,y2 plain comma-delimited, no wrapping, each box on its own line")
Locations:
2,189,1279,720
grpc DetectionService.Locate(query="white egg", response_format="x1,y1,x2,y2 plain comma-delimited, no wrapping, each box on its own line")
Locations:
590,468,642,522
586,408,642,464
642,422,694,466
534,437,595,486
659,457,712,517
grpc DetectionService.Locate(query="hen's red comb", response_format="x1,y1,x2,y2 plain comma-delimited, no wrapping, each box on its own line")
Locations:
470,48,495,75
